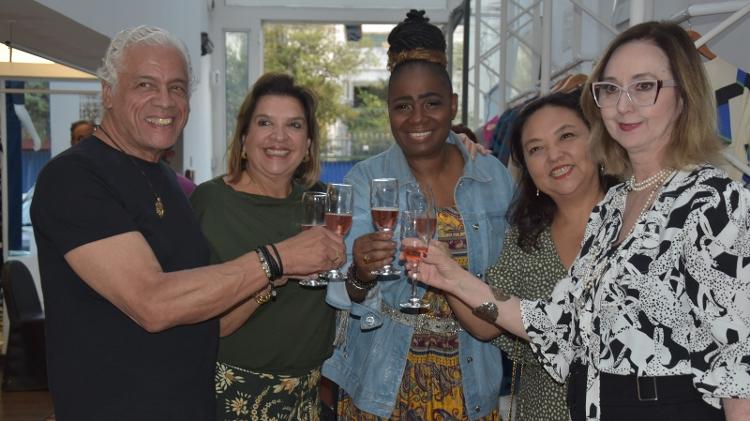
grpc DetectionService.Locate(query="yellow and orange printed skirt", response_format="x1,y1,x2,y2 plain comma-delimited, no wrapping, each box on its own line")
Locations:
337,291,499,421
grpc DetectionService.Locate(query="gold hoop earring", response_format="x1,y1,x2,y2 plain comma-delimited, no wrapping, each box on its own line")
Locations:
241,149,247,160
302,151,310,163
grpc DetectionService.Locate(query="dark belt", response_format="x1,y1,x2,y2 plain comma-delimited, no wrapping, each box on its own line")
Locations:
568,362,706,406
568,363,724,421
600,371,702,404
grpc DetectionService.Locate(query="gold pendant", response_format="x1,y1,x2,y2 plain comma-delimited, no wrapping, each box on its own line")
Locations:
155,197,165,218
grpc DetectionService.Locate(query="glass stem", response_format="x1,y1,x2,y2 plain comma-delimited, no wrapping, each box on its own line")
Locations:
411,261,419,298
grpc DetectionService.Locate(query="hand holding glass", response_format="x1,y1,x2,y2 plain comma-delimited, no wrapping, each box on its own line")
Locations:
399,210,434,309
299,192,328,287
370,178,401,276
399,184,435,309
324,183,353,280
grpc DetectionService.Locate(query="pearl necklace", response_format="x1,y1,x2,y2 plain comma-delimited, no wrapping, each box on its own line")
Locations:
580,169,674,294
626,168,672,191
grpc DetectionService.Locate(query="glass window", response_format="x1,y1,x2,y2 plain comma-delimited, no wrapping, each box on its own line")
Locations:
260,23,393,183
225,32,249,144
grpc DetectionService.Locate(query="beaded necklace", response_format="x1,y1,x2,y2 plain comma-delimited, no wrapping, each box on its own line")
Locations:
625,168,673,191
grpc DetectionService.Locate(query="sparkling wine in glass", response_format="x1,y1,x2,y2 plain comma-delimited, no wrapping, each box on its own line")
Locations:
370,178,401,276
299,191,328,287
405,183,436,223
399,210,433,309
324,183,353,280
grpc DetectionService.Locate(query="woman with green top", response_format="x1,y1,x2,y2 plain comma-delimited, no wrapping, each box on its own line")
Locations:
486,90,617,420
191,73,343,420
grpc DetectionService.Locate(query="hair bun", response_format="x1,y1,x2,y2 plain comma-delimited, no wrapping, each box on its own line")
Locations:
387,9,447,71
405,9,428,24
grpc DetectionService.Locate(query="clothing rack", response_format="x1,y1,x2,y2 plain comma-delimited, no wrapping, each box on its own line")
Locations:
504,56,592,108
670,1,749,24
692,1,750,49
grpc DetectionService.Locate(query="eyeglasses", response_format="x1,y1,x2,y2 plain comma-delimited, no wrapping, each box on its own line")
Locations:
591,79,678,108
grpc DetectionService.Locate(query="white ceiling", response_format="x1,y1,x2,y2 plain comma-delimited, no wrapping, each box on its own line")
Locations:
226,0,461,10
0,0,110,74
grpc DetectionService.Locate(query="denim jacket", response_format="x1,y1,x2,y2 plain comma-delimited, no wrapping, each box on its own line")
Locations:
322,133,515,420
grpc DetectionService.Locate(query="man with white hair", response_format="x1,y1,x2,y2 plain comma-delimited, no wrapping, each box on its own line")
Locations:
31,25,344,420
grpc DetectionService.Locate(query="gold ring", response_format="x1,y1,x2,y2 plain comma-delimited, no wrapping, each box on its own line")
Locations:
363,254,369,263
254,290,272,305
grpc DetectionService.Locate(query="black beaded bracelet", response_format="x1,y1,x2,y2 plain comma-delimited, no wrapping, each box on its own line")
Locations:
256,246,281,281
255,247,273,281
269,243,284,277
258,246,282,281
254,246,278,301
347,264,376,291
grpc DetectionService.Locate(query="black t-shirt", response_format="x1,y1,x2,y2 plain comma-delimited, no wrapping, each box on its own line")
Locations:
31,136,218,421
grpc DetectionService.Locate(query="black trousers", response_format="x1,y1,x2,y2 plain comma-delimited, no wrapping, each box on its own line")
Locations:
568,363,724,421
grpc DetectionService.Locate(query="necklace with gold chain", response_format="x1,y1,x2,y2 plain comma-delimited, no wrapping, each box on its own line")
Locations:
95,125,165,218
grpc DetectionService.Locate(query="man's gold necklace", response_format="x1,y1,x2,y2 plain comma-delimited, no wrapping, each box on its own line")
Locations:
95,125,165,218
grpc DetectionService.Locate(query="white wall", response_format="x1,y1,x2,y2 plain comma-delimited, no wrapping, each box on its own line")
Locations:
48,80,101,156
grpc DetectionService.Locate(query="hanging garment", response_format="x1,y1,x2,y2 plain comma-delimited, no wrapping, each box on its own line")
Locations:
704,57,750,185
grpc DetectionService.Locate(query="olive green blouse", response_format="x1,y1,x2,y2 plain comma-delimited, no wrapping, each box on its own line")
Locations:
191,177,335,376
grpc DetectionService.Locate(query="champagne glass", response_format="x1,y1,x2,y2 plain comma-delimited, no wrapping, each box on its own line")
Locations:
299,191,328,287
405,183,436,228
398,210,433,309
370,178,401,276
324,183,353,280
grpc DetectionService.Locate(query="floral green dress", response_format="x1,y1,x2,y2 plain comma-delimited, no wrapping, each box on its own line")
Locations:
487,226,570,421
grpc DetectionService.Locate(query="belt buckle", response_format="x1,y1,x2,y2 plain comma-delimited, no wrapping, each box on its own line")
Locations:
636,376,658,401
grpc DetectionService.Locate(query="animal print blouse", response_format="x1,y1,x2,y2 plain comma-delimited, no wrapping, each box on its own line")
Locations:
520,164,750,420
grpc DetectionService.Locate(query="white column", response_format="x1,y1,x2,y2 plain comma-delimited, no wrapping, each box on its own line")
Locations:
183,54,213,184
541,0,552,94
630,0,648,26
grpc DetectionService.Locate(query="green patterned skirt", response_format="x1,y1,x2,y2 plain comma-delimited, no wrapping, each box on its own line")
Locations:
215,361,322,421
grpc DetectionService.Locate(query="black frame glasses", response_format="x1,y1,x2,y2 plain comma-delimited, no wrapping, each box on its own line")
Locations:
591,79,678,108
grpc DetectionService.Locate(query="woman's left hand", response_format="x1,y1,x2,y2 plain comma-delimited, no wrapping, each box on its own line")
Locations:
457,133,490,160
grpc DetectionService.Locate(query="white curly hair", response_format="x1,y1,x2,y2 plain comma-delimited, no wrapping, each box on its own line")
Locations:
97,25,193,93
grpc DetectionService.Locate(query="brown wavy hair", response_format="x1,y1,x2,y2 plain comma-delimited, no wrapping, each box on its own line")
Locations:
226,73,320,188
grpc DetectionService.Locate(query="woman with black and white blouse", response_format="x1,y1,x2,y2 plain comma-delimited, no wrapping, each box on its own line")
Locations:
411,21,750,421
